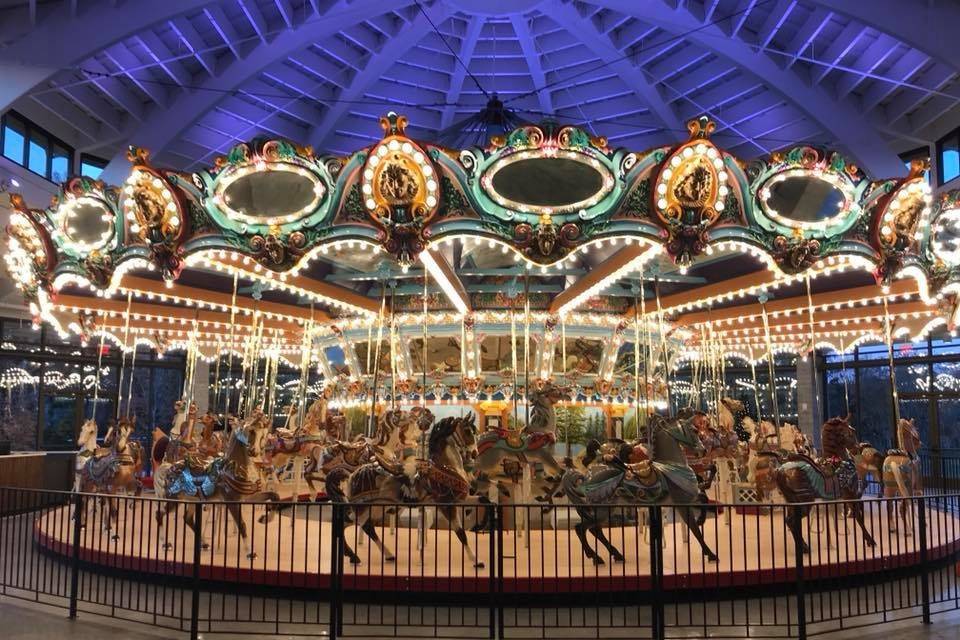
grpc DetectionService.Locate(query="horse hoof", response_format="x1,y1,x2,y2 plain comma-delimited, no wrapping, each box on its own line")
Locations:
111,534,120,542
201,543,210,550
612,554,626,563
385,556,396,563
593,557,605,566
349,556,361,565
707,555,719,564
475,562,485,569
247,552,258,560
163,543,173,550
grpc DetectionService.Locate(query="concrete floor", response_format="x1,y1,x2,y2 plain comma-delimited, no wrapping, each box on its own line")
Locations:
2,597,959,640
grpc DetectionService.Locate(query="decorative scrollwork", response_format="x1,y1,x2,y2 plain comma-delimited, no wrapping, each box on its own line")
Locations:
771,234,822,274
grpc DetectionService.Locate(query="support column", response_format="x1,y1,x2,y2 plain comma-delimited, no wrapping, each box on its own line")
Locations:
193,359,210,414
795,356,820,445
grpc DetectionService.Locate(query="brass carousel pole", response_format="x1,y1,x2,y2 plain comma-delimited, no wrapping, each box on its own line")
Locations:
523,273,531,426
224,272,239,417
839,334,851,417
638,268,652,447
116,291,133,419
883,296,902,440
390,285,397,410
748,346,762,420
654,275,669,411
511,292,518,429
759,294,782,448
563,315,570,455
805,274,822,430
632,286,641,439
422,269,428,407
90,316,106,421
296,306,314,432
369,283,388,436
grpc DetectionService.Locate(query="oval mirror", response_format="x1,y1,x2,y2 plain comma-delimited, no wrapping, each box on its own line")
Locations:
61,197,114,251
488,157,609,212
221,165,322,223
762,175,847,225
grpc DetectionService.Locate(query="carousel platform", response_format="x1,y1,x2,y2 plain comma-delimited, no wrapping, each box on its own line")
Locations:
31,498,960,596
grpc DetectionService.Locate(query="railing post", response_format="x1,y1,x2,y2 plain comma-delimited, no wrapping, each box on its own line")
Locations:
792,505,807,640
487,503,498,640
496,504,504,640
189,503,202,640
68,491,83,619
650,505,664,640
918,496,931,624
330,503,343,640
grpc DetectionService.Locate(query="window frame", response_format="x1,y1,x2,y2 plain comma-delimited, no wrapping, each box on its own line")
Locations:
936,125,960,187
0,110,75,183
79,153,107,179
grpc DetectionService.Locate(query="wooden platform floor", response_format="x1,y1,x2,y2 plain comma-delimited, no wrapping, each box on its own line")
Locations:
31,498,960,591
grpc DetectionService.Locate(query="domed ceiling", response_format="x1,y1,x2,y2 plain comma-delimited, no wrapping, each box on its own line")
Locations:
0,0,958,183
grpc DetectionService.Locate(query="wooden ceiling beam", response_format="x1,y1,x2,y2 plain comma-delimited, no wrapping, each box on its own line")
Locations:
550,245,648,315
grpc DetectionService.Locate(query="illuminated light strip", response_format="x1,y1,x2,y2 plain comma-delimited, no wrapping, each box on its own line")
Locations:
419,249,469,316
197,256,376,316
556,245,661,316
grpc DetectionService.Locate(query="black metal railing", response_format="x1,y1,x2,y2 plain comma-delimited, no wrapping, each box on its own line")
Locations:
1,485,959,640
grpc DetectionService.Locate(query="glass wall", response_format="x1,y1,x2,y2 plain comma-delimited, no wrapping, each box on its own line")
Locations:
822,336,960,452
0,317,185,452
669,353,799,422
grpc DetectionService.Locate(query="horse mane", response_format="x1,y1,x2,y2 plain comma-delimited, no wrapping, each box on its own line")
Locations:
821,416,854,458
428,416,458,458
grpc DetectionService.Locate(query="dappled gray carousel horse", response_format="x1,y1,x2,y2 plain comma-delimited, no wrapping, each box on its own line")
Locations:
473,381,567,500
560,413,719,564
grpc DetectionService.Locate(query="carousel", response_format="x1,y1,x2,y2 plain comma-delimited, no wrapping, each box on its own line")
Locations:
9,112,960,590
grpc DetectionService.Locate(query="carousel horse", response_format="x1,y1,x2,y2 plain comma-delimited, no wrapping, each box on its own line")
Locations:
560,413,719,564
689,408,744,504
326,413,482,567
882,418,923,534
473,381,567,501
304,407,433,496
774,416,876,553
73,418,99,492
197,411,227,458
153,410,285,557
76,416,144,536
719,397,752,442
264,396,332,497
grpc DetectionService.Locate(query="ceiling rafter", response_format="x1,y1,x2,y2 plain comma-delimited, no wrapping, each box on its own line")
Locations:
102,43,169,107
203,5,248,60
510,15,553,118
309,5,452,151
782,6,832,70
169,17,219,77
237,0,270,45
0,0,218,113
598,0,904,176
99,0,413,184
550,3,684,140
755,0,797,50
439,16,484,130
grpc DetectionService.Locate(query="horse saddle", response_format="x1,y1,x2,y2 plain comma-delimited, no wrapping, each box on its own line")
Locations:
166,459,220,498
415,459,469,501
580,463,668,503
84,455,120,484
780,455,856,500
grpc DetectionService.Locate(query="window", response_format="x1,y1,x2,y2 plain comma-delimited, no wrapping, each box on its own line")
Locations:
80,154,106,179
2,112,25,164
899,146,931,183
938,127,960,185
0,110,74,182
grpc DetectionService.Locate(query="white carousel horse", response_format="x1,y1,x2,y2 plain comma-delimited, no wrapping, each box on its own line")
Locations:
882,418,922,534
73,418,99,492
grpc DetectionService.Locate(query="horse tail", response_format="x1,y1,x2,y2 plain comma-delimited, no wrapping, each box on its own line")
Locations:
560,468,587,506
324,466,350,503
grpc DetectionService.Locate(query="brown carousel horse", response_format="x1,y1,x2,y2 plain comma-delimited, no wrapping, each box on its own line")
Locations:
561,413,719,564
774,416,876,553
263,396,333,497
77,416,144,537
306,407,434,493
153,410,286,557
326,413,482,567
